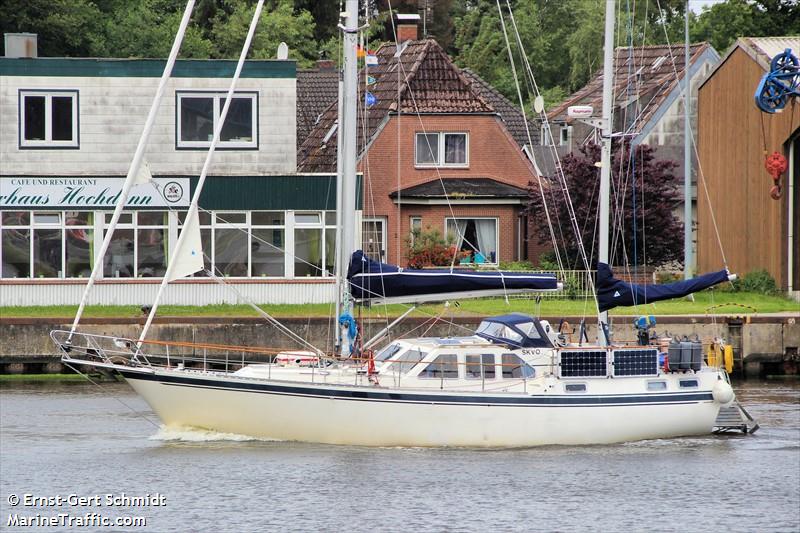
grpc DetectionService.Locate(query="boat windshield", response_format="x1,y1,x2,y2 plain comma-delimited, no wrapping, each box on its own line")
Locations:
376,343,402,361
385,349,427,375
475,322,523,343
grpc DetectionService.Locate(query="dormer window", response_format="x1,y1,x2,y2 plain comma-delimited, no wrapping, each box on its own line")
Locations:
415,132,468,167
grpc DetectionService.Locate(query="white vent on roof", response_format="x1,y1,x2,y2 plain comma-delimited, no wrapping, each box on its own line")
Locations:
651,56,667,71
322,122,338,144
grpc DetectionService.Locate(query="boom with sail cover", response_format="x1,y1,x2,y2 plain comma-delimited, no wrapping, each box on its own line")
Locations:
347,250,559,303
596,263,733,312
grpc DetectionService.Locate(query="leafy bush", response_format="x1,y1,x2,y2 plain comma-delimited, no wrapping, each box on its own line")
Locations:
498,261,535,271
405,227,469,269
737,269,778,295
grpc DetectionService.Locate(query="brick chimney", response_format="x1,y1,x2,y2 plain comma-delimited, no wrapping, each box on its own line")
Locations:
397,24,418,42
395,14,421,43
316,59,335,70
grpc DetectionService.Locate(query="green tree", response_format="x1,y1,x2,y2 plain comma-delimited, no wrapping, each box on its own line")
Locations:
104,0,213,58
0,0,107,57
691,0,800,52
210,0,317,64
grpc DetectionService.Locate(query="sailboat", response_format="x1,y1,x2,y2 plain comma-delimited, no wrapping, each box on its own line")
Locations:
53,0,739,446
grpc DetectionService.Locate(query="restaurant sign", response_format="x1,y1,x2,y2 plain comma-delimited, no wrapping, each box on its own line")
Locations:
0,177,190,209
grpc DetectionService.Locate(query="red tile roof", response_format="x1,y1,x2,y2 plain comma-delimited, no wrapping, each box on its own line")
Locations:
298,39,494,173
296,67,339,150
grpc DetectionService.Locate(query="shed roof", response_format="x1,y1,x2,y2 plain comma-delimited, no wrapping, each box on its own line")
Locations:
700,36,800,89
298,39,494,173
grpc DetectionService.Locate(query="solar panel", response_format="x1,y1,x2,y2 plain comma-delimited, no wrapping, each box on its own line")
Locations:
613,349,659,376
560,351,607,377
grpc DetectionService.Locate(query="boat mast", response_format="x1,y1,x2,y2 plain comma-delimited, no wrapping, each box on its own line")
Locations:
336,0,359,325
597,0,616,344
67,0,196,341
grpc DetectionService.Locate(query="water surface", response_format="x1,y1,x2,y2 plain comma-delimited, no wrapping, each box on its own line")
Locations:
1,380,798,532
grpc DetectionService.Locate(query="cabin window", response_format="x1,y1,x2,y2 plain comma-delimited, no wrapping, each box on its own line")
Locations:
387,349,427,374
647,381,667,391
415,132,468,167
565,383,586,393
445,218,498,264
419,354,459,379
679,379,699,388
19,90,79,148
176,91,257,149
501,354,534,379
465,354,496,379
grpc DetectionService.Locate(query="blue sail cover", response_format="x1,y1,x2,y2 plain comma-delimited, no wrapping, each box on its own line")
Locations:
347,250,558,300
596,263,730,312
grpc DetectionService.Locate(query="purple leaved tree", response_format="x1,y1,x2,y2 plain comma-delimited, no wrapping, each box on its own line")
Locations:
527,142,683,269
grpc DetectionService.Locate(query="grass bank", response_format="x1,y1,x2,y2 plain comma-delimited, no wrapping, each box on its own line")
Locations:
1,291,796,319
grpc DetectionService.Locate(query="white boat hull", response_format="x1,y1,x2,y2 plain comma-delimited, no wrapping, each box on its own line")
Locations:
122,368,722,447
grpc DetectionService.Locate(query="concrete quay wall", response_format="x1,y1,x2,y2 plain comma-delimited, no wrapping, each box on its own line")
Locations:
1,315,798,377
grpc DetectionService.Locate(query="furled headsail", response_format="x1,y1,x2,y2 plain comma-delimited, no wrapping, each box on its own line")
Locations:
347,250,559,304
596,263,733,312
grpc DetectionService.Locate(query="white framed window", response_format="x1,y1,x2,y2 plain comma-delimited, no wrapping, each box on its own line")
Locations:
1,210,95,278
292,211,336,278
409,216,422,246
415,132,468,167
445,217,498,264
251,211,285,277
19,90,79,148
102,211,168,278
176,91,258,149
362,217,386,261
212,211,249,277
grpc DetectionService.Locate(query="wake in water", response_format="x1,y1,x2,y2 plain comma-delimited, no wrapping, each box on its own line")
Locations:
149,425,282,443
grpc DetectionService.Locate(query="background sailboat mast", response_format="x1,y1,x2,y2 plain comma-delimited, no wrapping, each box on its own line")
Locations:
683,1,693,279
598,0,616,343
337,0,359,320
68,0,196,340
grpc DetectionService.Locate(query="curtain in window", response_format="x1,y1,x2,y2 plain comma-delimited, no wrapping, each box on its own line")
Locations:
474,220,496,261
444,134,466,164
448,219,468,249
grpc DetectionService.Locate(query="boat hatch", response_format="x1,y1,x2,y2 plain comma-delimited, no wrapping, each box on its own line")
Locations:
475,313,552,348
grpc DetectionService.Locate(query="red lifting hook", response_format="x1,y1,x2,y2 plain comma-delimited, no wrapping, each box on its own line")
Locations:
765,151,787,200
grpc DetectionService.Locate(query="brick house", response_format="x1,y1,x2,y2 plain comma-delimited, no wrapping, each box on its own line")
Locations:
298,37,542,267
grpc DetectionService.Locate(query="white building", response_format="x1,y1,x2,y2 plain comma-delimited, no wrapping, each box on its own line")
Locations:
0,35,341,306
